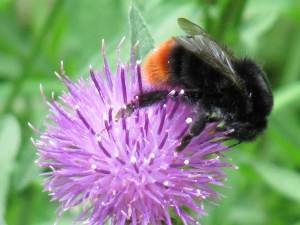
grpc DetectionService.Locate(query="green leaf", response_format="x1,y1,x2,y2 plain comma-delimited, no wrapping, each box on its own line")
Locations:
227,203,266,225
268,120,300,166
13,96,45,191
254,162,300,203
0,115,21,225
0,54,21,79
0,0,11,10
273,83,300,113
62,0,127,74
241,0,295,51
281,31,300,85
129,4,154,59
13,145,39,191
83,1,197,74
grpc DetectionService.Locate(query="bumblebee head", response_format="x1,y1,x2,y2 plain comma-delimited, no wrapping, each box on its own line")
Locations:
235,59,273,116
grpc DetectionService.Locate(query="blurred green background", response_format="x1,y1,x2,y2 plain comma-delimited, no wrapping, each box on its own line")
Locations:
1,0,300,224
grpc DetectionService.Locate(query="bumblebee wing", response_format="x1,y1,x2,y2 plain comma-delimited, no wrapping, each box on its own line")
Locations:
177,17,204,36
176,18,243,89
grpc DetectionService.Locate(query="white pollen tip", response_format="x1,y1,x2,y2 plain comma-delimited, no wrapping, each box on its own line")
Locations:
117,36,126,49
39,83,44,93
185,117,193,124
96,135,101,142
136,59,142,65
101,39,106,53
28,123,40,134
130,156,137,163
134,40,140,48
163,104,167,108
169,90,176,95
184,159,190,165
149,153,155,159
163,181,169,186
91,164,97,169
60,60,65,72
27,122,34,129
54,71,61,79
75,105,80,110
89,64,93,70
179,89,185,95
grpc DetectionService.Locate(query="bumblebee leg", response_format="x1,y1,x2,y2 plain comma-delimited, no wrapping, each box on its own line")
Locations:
176,107,207,152
115,90,169,122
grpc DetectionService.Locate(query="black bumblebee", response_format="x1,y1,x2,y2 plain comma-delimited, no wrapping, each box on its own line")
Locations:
116,18,273,152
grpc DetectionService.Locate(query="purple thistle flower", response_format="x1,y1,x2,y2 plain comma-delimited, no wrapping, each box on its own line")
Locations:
32,40,236,225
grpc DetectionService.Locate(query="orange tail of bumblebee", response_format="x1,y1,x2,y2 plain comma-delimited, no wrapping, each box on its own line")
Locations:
143,39,176,86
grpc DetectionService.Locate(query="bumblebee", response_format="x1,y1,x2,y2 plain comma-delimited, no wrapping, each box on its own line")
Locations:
116,18,273,152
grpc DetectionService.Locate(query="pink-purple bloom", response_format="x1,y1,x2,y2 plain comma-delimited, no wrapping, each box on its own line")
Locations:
32,41,235,225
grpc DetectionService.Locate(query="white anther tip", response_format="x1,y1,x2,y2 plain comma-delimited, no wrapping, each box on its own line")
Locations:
184,159,190,165
185,117,193,124
169,90,176,95
130,156,137,163
163,181,169,186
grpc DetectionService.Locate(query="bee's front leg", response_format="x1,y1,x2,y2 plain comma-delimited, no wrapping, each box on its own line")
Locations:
115,102,137,122
176,106,208,152
115,90,169,122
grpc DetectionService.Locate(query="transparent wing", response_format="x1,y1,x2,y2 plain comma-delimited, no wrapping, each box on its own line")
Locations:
177,17,205,36
176,18,243,89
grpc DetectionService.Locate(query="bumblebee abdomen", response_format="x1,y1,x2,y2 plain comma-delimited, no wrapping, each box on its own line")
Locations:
143,39,176,86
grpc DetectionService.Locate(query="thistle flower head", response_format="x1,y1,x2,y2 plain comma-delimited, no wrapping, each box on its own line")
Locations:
32,41,235,225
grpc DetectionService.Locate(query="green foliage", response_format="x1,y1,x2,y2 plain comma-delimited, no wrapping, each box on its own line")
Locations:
129,4,154,59
0,0,300,224
0,115,21,225
254,162,300,203
273,82,300,113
